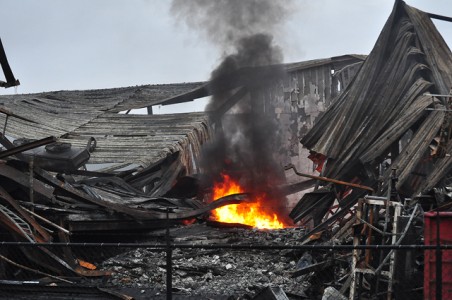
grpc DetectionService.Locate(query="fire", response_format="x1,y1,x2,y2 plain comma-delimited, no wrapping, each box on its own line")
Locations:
211,173,286,229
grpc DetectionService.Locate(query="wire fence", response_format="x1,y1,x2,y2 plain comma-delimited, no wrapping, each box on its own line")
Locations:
0,240,449,299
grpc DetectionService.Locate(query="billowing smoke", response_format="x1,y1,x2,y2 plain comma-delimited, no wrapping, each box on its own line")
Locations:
171,0,293,49
171,0,295,216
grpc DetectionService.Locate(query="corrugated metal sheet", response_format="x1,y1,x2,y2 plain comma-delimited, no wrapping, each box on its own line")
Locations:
0,82,209,169
301,1,452,197
62,112,210,167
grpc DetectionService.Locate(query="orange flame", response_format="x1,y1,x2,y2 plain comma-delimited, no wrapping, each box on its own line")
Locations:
211,173,286,229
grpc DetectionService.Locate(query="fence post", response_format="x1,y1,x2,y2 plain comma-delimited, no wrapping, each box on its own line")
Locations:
436,211,442,300
166,207,172,300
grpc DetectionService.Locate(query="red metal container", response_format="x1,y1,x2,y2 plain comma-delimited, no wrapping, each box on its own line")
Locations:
424,212,452,299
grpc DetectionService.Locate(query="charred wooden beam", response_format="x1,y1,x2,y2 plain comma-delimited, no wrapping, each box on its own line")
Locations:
157,64,284,107
0,133,26,161
299,189,368,243
158,83,210,106
278,179,316,196
289,189,335,224
0,107,35,123
209,87,249,124
0,185,52,242
0,136,56,159
427,12,452,23
0,163,54,199
20,205,70,235
0,38,20,88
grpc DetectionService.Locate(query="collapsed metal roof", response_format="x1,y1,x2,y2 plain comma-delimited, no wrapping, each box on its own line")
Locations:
0,82,209,169
301,1,452,198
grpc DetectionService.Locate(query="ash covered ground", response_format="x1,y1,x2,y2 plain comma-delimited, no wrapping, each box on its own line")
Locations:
98,223,348,299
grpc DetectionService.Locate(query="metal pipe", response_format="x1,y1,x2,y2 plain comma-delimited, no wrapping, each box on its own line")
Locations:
2,114,8,135
375,177,392,294
29,158,34,214
425,108,452,112
423,93,452,97
374,205,419,275
0,254,74,284
284,164,374,193
364,195,388,201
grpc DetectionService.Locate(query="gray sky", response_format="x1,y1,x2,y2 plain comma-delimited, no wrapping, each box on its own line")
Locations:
1,0,452,99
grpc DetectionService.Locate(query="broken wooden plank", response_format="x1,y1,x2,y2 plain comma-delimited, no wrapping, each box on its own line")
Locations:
0,136,56,159
0,162,54,199
0,185,52,242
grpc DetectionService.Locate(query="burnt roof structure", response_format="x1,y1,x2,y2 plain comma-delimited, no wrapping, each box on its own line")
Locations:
0,82,209,171
302,1,452,199
0,53,366,172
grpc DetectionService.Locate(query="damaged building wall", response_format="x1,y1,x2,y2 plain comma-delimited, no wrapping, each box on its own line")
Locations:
130,55,366,184
273,55,365,176
2,2,451,297
290,1,452,261
302,1,452,199
0,53,365,205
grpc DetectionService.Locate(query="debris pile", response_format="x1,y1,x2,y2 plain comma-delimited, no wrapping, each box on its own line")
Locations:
0,134,251,283
300,1,452,234
100,225,322,298
2,1,452,299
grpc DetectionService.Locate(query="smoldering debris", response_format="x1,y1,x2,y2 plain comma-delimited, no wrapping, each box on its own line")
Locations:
101,225,313,298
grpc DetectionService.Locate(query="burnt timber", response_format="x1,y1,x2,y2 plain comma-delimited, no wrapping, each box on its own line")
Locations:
0,51,366,297
0,38,20,89
299,1,452,220
3,0,452,298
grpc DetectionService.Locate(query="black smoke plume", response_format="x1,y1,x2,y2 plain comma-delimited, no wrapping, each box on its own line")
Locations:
171,0,295,218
